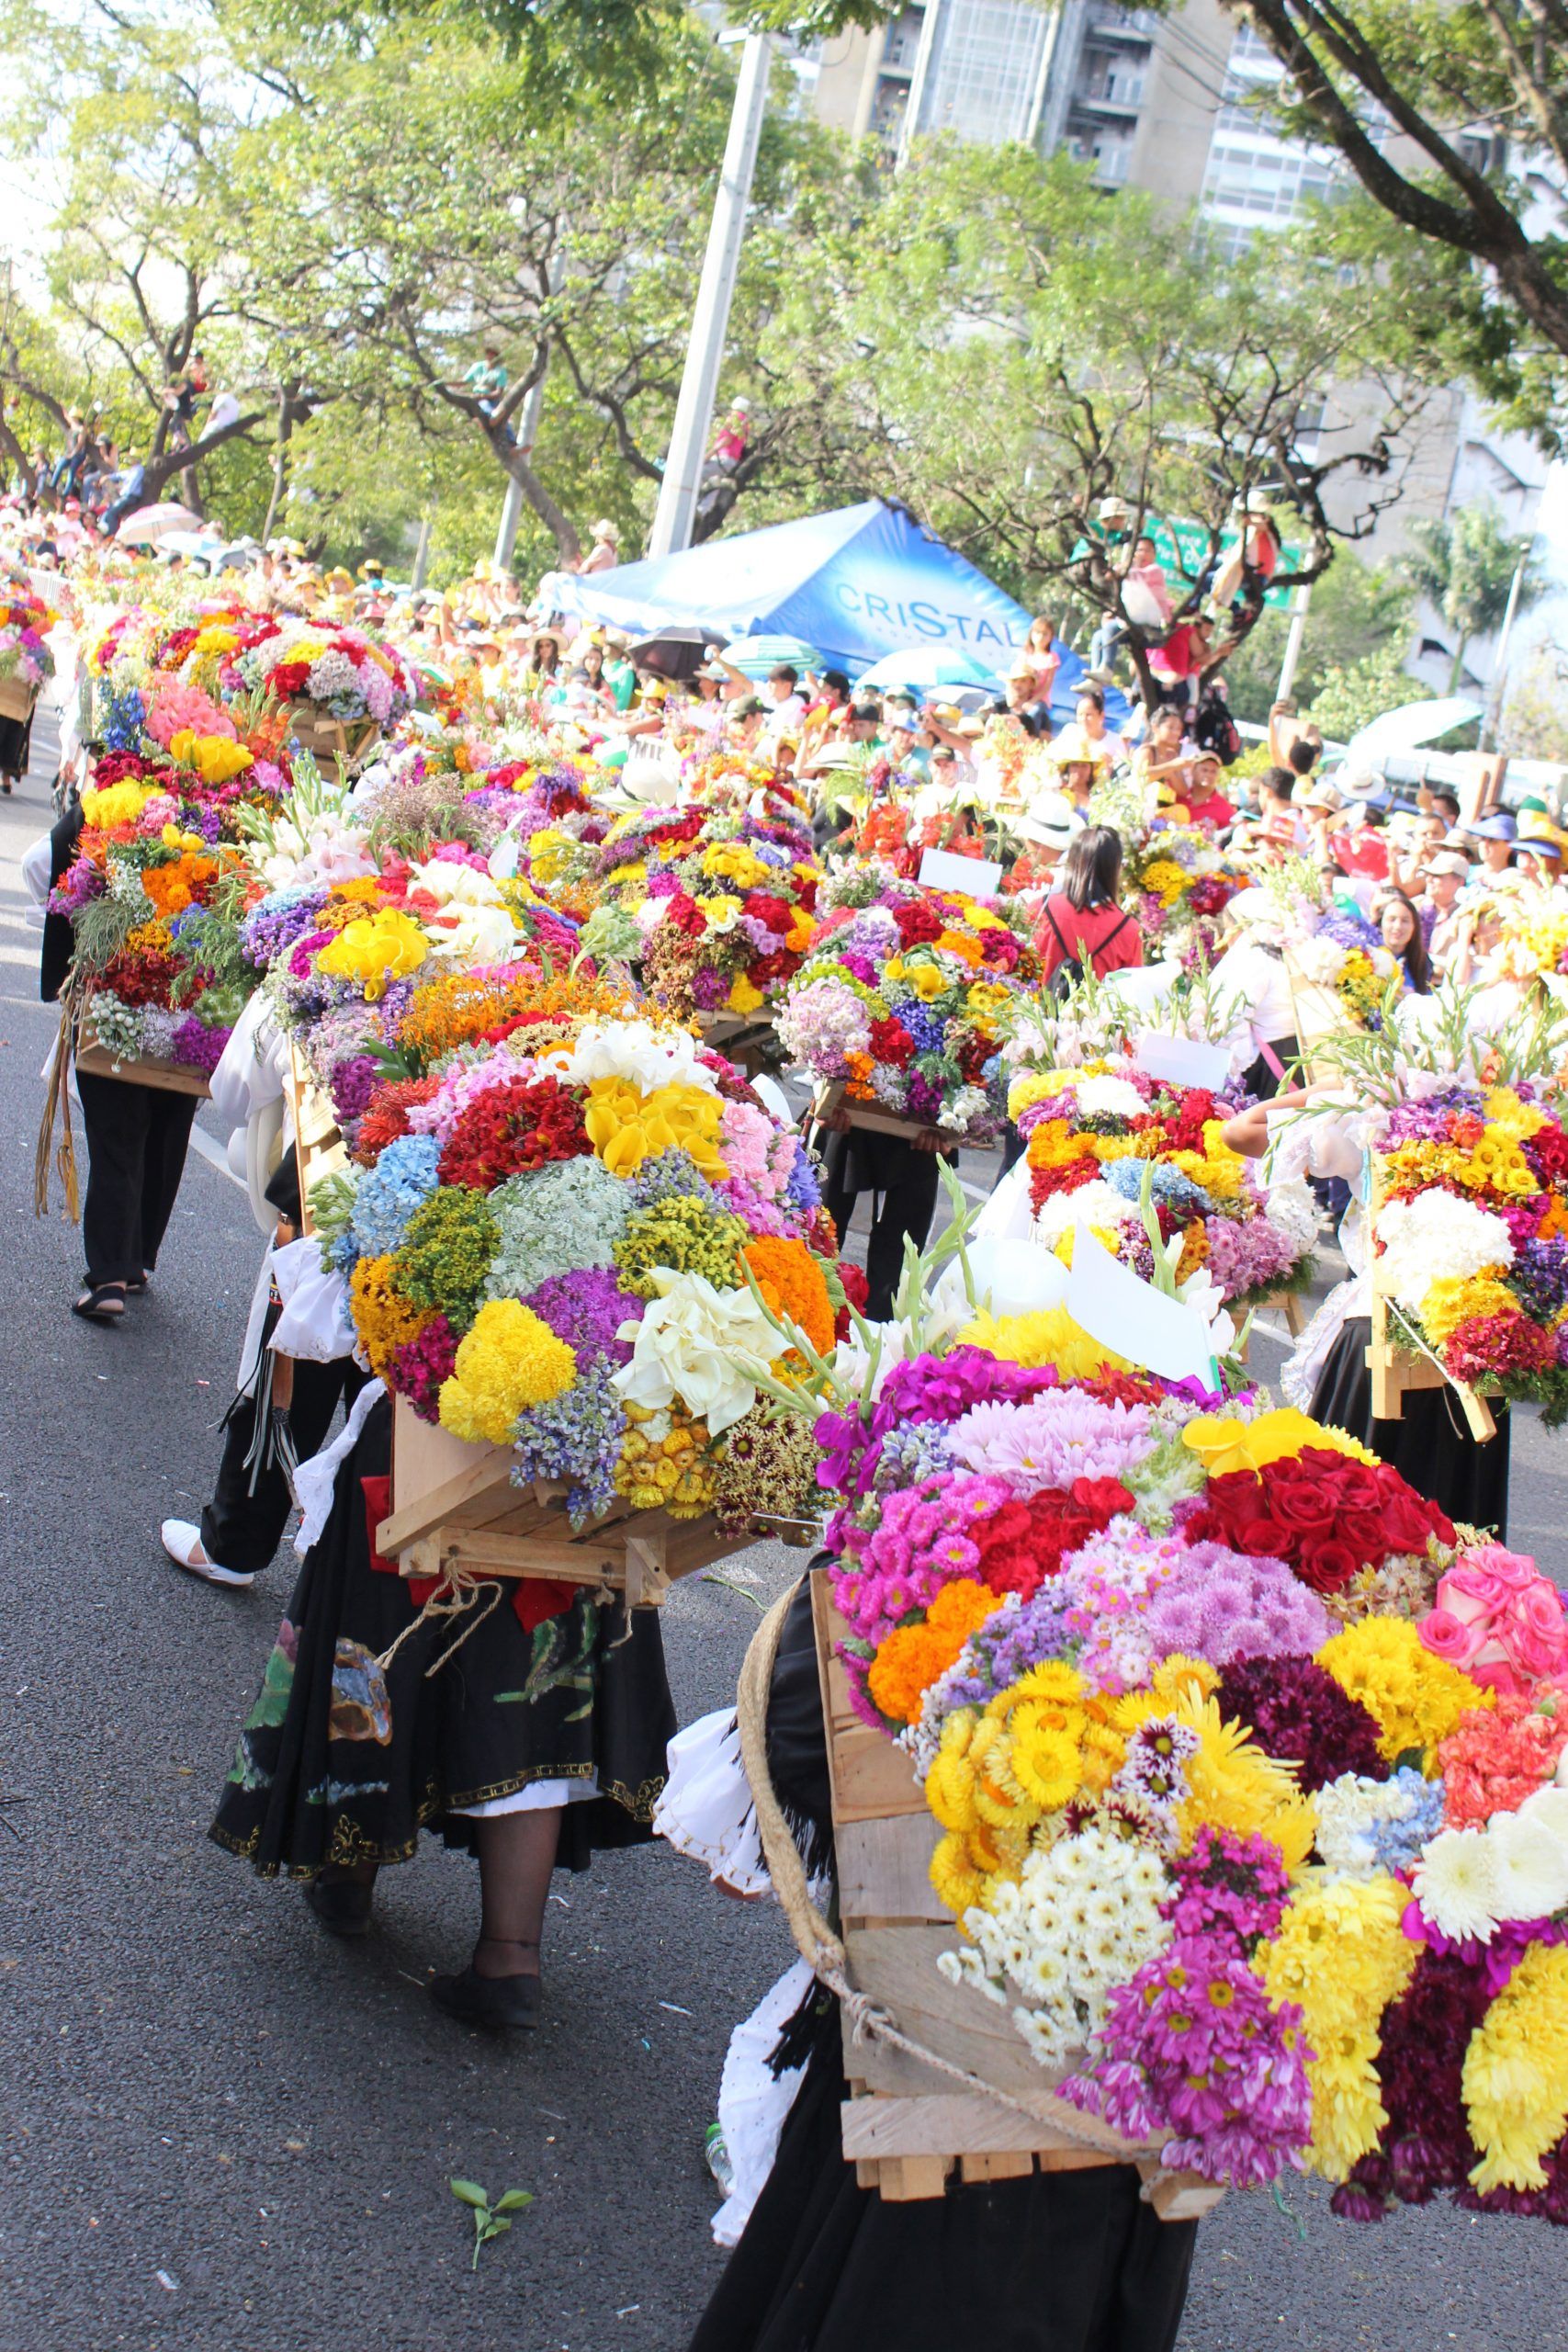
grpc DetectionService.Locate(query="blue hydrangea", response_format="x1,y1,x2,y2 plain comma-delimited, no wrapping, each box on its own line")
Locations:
1367,1767,1446,1872
347,1134,442,1261
1102,1157,1213,1216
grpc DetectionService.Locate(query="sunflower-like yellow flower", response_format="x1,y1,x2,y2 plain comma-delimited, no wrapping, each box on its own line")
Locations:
317,907,430,1001
582,1076,728,1179
437,1300,577,1446
1115,1685,1315,1868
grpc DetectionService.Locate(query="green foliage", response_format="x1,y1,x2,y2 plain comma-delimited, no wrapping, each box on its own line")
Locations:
1303,644,1421,742
448,2177,534,2269
1500,650,1568,768
1220,556,1417,726
1398,508,1548,693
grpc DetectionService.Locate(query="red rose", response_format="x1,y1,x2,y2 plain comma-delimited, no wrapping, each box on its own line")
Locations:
869,1016,916,1069
893,899,943,947
1292,1539,1363,1595
663,893,707,939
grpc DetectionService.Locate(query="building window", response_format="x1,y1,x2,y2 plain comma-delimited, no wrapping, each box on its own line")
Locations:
917,0,1052,146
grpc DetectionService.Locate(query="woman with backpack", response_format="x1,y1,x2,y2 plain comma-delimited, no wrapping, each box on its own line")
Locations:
1034,826,1144,990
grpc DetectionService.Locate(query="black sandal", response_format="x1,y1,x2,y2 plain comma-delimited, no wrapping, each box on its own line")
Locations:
73,1283,127,1323
430,1964,541,2030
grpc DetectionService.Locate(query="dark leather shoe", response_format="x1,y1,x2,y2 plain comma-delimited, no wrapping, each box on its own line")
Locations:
305,1876,374,1938
430,1964,541,2030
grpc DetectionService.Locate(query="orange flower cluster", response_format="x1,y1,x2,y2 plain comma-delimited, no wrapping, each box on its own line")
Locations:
742,1236,836,1359
397,967,632,1064
350,1254,430,1377
867,1578,1005,1725
141,851,220,918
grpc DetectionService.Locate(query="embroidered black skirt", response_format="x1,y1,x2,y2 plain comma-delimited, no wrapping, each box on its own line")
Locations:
209,1396,676,1877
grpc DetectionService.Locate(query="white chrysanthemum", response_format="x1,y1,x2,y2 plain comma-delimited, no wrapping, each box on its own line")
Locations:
1032,1181,1139,1246
1486,1808,1568,1922
1265,1174,1323,1259
407,856,503,909
1074,1074,1148,1120
539,1019,721,1097
1377,1190,1514,1311
1412,1826,1503,1943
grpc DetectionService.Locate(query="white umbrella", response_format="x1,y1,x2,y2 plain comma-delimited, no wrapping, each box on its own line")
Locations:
1344,696,1483,764
116,501,204,547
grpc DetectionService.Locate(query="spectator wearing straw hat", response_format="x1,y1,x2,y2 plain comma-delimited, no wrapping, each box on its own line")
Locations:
581,519,620,574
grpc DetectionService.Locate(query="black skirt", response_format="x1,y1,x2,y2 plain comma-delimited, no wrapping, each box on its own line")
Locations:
0,707,32,778
1309,1314,1511,1535
687,1573,1197,2352
209,1396,676,1876
691,1998,1195,2352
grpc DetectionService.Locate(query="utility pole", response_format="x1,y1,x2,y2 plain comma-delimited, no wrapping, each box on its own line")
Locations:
411,513,433,591
646,30,771,560
1275,582,1312,706
493,359,552,575
1480,552,1529,752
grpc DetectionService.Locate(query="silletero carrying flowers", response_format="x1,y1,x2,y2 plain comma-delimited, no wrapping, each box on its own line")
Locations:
778,871,1039,1142
808,1257,1568,2217
318,1006,842,1539
1001,1057,1318,1309
581,799,819,1022
1371,1080,1568,1425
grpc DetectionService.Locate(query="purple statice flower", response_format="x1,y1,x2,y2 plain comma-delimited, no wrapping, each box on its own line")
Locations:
1318,906,1382,958
937,1583,1078,1711
873,1419,956,1495
170,1016,229,1075
1381,1085,1481,1147
524,1267,642,1368
623,1148,716,1214
239,888,332,968
1507,1236,1568,1322
947,1393,1156,1495
511,1363,626,1524
330,1053,381,1125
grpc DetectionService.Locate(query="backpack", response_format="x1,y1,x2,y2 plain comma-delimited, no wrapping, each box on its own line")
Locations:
1194,695,1242,767
1044,901,1131,1001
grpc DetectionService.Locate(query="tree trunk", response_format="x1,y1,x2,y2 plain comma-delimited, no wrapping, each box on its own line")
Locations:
262,387,296,544
498,436,579,566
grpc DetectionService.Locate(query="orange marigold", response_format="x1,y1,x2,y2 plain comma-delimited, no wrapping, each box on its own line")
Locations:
141,852,218,917
1175,1221,1210,1283
742,1236,836,1359
867,1579,1005,1726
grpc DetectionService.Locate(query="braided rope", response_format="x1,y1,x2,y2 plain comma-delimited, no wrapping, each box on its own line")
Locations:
736,1583,1160,2172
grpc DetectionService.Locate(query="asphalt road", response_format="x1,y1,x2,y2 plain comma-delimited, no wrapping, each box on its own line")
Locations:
4,710,1568,2352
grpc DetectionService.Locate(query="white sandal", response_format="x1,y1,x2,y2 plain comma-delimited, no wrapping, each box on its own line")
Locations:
160,1519,255,1589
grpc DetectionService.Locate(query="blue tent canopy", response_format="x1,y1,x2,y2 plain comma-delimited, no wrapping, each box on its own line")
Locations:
539,500,1032,684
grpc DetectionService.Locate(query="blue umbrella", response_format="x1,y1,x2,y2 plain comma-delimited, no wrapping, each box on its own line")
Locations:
853,646,1008,695
718,634,823,680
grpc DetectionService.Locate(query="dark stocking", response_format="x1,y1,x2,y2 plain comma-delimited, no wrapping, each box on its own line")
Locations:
473,1805,561,1979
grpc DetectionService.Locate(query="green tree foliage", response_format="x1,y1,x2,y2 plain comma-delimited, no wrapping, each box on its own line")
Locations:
1220,554,1417,724
1398,506,1548,693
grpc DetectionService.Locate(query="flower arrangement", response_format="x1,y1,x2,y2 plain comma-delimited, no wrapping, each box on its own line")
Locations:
1124,826,1246,957
323,1011,841,1534
580,801,820,1021
806,1246,1568,2211
1371,1082,1568,1423
236,617,413,731
1290,912,1403,1031
1005,1057,1317,1309
0,577,56,689
778,874,1039,1141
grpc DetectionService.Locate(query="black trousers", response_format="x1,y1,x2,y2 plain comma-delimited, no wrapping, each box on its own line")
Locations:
201,1354,369,1577
819,1129,942,1321
76,1070,198,1287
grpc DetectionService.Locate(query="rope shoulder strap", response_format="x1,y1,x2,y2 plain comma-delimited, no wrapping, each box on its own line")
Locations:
736,1582,1155,2168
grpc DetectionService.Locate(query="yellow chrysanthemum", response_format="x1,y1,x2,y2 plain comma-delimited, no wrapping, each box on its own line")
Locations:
727,974,766,1015
1259,1875,1418,2181
1116,1686,1314,1868
81,780,157,828
1419,1272,1517,1346
959,1306,1131,1379
930,1830,986,1918
437,1300,577,1446
1463,1943,1568,2194
1316,1616,1492,1766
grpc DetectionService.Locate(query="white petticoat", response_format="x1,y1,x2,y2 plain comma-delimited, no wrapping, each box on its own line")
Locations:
652,1706,769,1896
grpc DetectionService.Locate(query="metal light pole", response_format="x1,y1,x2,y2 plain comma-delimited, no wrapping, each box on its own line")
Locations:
494,359,552,574
411,512,433,591
1275,581,1312,706
646,31,772,560
1480,552,1529,752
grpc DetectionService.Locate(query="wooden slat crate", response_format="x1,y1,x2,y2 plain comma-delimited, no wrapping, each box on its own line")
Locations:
808,1573,1223,2218
376,1394,755,1607
811,1080,998,1150
75,1011,211,1099
288,1047,350,1233
286,707,381,771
